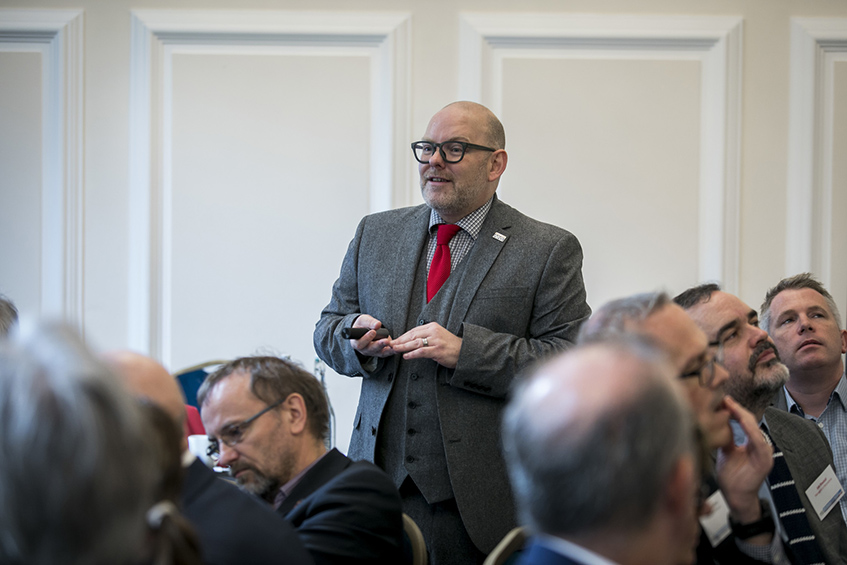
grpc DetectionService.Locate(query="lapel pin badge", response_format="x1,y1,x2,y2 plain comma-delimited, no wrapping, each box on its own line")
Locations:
492,232,507,242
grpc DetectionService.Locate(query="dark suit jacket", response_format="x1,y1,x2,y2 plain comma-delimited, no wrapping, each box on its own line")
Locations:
763,407,847,563
514,540,594,565
180,458,313,565
277,448,404,565
314,196,590,552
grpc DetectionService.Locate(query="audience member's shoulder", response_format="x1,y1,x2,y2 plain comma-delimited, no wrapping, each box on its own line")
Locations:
764,406,827,438
329,456,400,496
182,460,313,565
183,459,281,523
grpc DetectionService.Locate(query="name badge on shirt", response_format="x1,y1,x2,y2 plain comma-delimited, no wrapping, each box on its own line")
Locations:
492,232,507,242
699,490,732,547
805,464,844,521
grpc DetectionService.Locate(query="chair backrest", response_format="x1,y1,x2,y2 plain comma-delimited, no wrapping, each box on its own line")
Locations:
402,513,428,565
483,526,527,565
173,360,228,409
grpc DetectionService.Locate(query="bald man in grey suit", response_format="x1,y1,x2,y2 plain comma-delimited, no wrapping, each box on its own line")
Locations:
314,101,590,565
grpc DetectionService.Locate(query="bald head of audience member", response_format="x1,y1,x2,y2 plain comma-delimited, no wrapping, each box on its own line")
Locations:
579,292,732,450
0,323,156,565
503,338,698,565
104,351,189,452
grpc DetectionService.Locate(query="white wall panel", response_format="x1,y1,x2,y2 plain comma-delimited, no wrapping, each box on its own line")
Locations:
788,18,847,321
0,50,42,314
501,58,701,306
835,62,847,319
0,9,84,328
128,9,411,451
459,14,742,306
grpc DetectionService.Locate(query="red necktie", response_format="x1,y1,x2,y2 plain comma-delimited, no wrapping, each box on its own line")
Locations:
427,224,462,302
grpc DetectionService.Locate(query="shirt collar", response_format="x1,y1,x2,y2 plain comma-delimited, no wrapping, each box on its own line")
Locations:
784,372,847,415
428,196,494,240
536,534,620,565
278,450,328,501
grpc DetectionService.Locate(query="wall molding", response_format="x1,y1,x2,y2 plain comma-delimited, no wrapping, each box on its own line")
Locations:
459,13,743,291
128,9,411,360
787,18,847,288
0,9,85,332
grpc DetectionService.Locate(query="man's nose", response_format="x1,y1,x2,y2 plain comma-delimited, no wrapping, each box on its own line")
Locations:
427,147,446,167
216,442,238,467
711,361,729,390
798,314,815,334
750,323,769,346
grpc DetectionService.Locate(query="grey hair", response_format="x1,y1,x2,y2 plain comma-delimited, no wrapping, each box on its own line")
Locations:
0,323,156,565
502,337,693,536
0,294,18,338
578,291,670,343
761,273,842,332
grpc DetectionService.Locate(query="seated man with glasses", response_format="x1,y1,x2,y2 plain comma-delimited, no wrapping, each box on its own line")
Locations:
199,356,403,565
314,101,590,564
677,284,847,564
579,292,780,565
106,351,314,565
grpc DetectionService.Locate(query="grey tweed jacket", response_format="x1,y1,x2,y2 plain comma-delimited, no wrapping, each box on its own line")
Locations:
314,196,590,553
763,407,847,564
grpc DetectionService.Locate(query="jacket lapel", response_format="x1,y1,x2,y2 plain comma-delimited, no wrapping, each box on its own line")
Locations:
445,197,511,334
386,205,431,335
277,448,349,517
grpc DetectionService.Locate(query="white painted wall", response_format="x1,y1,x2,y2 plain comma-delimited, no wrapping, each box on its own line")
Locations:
1,0,847,452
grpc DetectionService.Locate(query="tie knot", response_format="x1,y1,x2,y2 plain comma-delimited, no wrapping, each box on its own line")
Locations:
436,223,462,245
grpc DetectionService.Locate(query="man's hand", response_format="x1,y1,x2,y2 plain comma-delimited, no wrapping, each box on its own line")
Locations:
390,322,462,368
349,315,395,358
716,396,774,543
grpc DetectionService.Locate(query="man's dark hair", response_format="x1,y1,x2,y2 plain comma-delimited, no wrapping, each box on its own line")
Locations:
0,294,18,338
673,283,721,310
198,356,330,443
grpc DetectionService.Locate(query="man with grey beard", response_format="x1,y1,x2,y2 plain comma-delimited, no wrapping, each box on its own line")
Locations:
676,284,847,564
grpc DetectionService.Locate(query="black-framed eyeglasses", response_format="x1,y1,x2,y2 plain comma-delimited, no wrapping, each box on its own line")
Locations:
679,344,724,388
411,140,496,164
206,398,284,460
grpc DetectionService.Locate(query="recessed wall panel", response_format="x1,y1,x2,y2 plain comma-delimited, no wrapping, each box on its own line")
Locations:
500,58,701,307
169,53,371,426
0,51,42,315
832,61,847,320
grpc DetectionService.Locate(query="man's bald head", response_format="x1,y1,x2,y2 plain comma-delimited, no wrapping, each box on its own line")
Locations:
440,101,505,149
503,337,695,540
104,351,187,447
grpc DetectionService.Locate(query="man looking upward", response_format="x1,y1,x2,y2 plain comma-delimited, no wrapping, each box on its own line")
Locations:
761,273,847,524
314,101,590,564
579,292,780,564
677,284,847,563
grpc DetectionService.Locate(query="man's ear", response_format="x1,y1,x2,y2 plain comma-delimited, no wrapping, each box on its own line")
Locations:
284,393,308,435
487,149,508,182
840,329,847,355
664,454,697,518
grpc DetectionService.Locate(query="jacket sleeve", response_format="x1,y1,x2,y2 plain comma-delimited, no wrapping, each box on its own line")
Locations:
313,216,384,378
449,230,590,399
286,463,404,565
